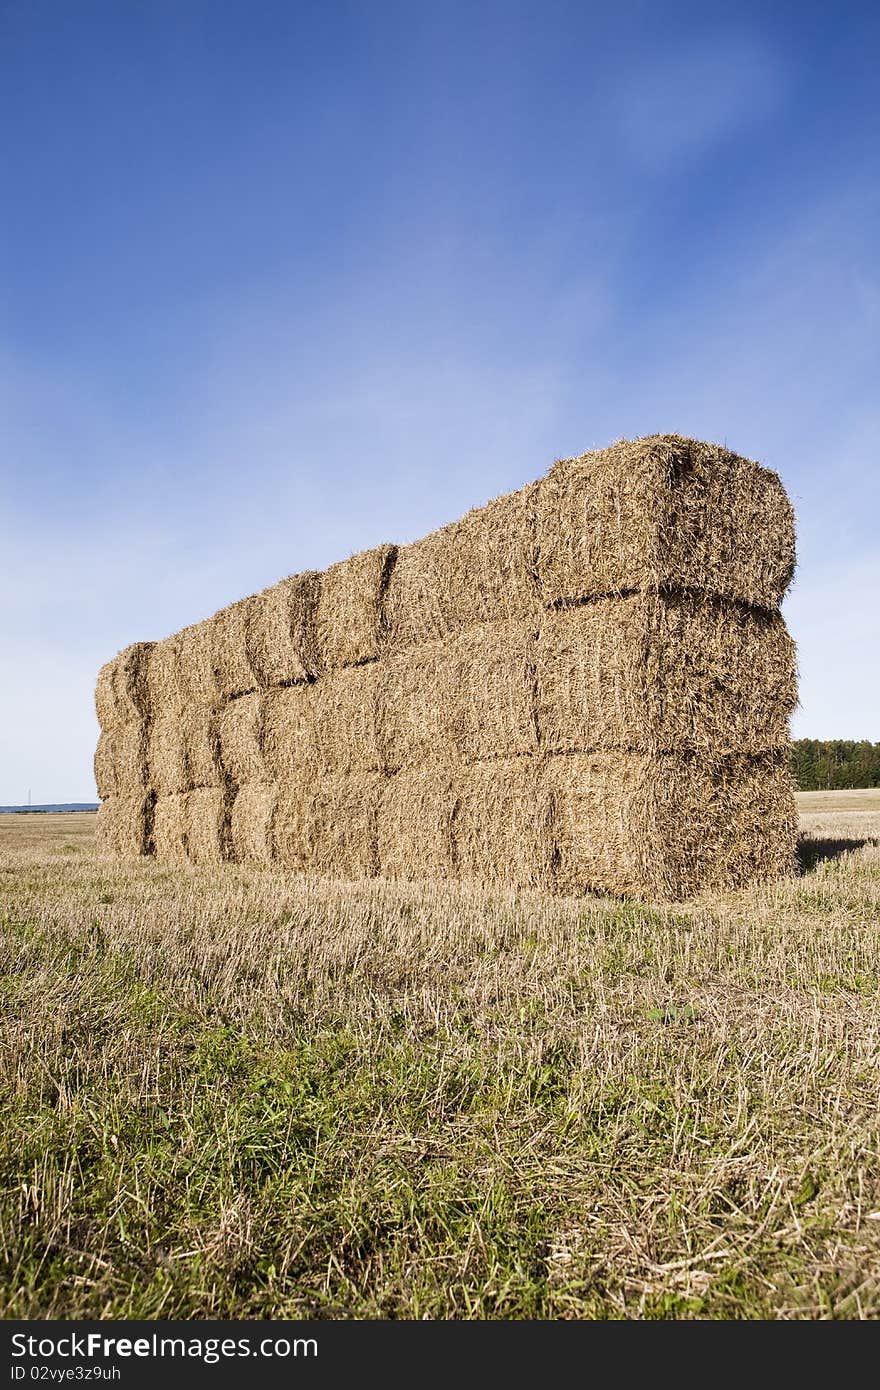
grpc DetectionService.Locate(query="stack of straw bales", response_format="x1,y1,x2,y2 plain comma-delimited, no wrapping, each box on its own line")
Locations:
95,435,798,899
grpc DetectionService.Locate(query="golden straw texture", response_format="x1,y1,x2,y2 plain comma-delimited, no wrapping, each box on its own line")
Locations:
536,436,795,609
96,433,798,900
316,544,397,669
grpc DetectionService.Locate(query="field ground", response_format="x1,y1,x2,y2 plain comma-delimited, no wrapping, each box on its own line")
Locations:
1,792,878,1319
795,787,880,812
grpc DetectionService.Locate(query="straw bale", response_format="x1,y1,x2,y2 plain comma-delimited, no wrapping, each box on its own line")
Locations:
218,693,266,785
145,637,183,713
537,435,796,610
183,704,222,788
185,787,228,865
149,704,221,792
383,482,540,651
177,620,222,708
316,544,397,669
378,765,456,880
263,665,382,780
537,593,797,756
547,750,797,900
274,771,383,877
440,619,538,763
230,782,278,864
452,757,554,888
94,722,149,800
147,711,189,796
213,597,258,701
308,664,382,773
247,571,322,688
94,642,154,730
153,793,188,863
95,793,151,858
377,620,538,772
375,643,447,774
153,788,228,864
262,686,316,783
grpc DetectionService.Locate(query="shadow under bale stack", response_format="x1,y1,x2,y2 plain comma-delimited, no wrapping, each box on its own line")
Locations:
94,433,798,900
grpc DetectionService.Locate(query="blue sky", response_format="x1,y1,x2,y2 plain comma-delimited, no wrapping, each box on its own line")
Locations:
1,0,878,802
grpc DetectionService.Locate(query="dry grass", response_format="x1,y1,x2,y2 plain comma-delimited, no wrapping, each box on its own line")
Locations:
1,798,878,1319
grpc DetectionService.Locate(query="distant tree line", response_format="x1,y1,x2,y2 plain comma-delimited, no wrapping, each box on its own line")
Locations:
791,740,880,790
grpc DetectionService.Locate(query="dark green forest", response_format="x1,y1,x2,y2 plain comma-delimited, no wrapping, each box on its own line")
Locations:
791,740,880,790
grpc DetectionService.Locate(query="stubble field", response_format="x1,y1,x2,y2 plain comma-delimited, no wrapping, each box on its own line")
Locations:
1,791,879,1319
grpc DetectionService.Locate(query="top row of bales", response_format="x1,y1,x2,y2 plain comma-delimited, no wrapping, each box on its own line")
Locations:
96,436,796,733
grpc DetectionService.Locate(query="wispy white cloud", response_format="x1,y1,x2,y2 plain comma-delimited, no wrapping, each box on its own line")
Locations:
614,28,791,170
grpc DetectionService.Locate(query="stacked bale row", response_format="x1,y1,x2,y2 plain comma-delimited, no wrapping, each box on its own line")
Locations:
95,434,798,899
93,642,155,856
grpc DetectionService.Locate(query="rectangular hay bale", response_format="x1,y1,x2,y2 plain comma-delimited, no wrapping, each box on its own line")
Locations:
95,793,151,858
247,571,322,688
547,749,797,900
95,642,154,730
536,435,796,610
185,787,228,865
93,432,798,900
153,788,228,864
213,597,258,701
176,620,222,708
145,637,183,713
183,703,222,789
377,620,538,772
147,711,189,796
230,782,278,864
316,544,397,669
376,644,447,775
263,665,382,779
451,757,554,888
152,792,188,863
148,704,221,794
94,722,148,800
218,692,266,785
383,482,540,652
537,593,797,756
307,664,382,774
378,765,456,881
262,685,316,783
273,770,383,878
